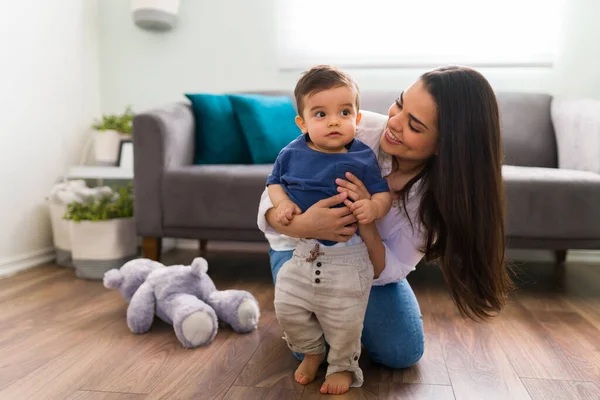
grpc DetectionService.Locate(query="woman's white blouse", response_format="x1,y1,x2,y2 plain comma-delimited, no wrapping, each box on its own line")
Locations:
256,111,425,285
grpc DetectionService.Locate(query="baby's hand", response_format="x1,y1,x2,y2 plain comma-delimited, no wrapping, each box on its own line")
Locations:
351,199,379,224
276,200,302,226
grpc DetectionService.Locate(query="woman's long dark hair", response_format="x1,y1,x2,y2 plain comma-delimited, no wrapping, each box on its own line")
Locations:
402,66,513,320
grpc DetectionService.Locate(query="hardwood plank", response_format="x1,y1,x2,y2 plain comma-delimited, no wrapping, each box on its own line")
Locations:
79,321,182,394
379,383,455,400
0,272,110,331
0,281,121,341
0,264,69,303
0,320,148,399
301,352,385,400
65,390,147,400
85,302,271,395
143,328,257,399
300,381,378,400
0,263,57,288
0,291,123,390
564,297,600,341
378,329,450,387
519,286,600,354
222,386,301,400
434,313,532,400
534,311,600,383
401,312,451,385
513,262,600,350
234,311,304,392
402,334,450,385
560,264,600,338
143,282,274,400
358,351,386,396
84,272,271,397
521,378,600,400
491,302,587,381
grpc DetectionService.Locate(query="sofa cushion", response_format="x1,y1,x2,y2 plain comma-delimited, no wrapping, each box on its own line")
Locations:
503,165,600,239
162,164,272,230
184,93,252,165
229,94,301,164
551,97,600,174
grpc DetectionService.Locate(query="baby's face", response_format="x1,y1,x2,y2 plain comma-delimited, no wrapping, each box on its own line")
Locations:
296,85,361,153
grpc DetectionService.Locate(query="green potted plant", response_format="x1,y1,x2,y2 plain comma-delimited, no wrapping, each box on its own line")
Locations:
64,185,138,279
92,106,134,166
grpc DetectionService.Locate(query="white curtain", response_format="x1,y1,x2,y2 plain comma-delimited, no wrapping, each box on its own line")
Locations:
275,0,563,69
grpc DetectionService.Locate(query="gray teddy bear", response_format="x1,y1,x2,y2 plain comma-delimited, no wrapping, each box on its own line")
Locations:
103,257,260,348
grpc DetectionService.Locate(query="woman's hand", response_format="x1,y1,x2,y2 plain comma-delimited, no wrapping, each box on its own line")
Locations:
266,192,358,242
336,172,372,202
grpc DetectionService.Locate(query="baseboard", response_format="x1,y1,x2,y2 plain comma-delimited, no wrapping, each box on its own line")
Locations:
175,238,197,250
175,239,269,253
162,238,178,253
0,247,55,278
568,250,600,264
507,249,600,264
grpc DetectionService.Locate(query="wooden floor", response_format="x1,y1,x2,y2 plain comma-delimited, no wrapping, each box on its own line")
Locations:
1,249,599,400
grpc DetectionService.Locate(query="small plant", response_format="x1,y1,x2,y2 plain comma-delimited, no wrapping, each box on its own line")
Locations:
64,185,134,222
92,106,134,135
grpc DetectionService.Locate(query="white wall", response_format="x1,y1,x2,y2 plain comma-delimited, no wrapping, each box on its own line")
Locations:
0,1,101,275
98,0,600,114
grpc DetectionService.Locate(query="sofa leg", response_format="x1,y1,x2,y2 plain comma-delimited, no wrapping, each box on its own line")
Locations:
143,237,162,261
199,239,208,257
555,250,567,265
553,250,567,290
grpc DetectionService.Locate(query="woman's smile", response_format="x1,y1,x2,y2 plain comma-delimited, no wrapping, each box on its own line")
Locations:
384,128,403,145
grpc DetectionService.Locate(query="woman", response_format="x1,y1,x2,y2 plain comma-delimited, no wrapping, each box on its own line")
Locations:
257,65,513,369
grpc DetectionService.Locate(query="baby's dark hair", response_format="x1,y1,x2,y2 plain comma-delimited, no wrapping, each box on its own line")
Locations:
294,65,360,117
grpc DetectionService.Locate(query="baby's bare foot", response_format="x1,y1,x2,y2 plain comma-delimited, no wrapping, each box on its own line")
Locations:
294,353,325,385
320,371,353,395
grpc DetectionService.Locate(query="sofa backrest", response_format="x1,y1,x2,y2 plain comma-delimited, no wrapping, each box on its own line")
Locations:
253,90,558,168
496,93,557,168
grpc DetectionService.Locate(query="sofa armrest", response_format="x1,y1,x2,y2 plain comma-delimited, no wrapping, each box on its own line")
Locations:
551,97,600,175
133,102,195,236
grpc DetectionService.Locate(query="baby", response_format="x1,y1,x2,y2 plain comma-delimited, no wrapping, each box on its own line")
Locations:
267,65,392,395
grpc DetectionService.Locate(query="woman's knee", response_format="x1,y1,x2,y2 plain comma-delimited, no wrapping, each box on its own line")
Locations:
363,280,425,369
370,330,425,369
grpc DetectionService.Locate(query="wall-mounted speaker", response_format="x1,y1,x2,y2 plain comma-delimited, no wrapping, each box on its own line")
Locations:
132,0,180,31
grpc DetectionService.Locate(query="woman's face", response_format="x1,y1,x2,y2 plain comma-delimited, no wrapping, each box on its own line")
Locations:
380,79,439,165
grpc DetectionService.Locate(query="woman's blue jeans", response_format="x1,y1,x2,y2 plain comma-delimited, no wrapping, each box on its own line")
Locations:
269,249,424,369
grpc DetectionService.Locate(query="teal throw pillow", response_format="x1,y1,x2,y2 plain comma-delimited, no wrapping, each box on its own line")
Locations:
185,93,252,165
228,94,300,164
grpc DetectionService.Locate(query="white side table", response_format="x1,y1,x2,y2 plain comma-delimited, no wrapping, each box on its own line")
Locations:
65,166,133,185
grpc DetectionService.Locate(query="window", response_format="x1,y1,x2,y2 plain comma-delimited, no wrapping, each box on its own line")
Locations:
275,0,563,69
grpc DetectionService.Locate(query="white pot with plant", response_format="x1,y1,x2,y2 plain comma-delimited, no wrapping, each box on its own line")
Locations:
64,185,138,280
92,106,134,166
47,181,116,267
46,179,88,267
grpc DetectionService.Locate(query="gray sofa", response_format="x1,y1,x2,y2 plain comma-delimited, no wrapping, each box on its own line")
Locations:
132,91,600,262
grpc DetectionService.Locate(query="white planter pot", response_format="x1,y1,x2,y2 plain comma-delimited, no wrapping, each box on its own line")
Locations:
48,203,73,267
93,130,130,166
70,218,138,279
